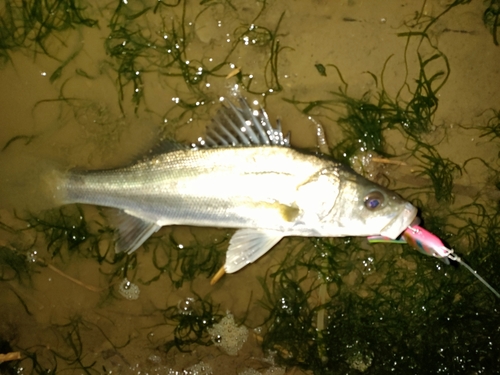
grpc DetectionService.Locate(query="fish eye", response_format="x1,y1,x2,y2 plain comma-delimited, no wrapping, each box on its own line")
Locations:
364,191,385,210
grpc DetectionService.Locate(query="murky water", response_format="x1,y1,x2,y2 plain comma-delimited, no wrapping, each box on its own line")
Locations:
1,1,499,374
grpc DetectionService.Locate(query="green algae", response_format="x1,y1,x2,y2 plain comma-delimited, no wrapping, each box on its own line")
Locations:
25,205,115,262
480,109,500,140
160,294,222,353
0,246,31,284
144,229,227,289
0,0,97,64
483,0,500,45
414,145,462,204
105,0,284,115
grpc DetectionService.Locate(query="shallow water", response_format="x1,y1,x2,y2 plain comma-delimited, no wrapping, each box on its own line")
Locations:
0,1,499,374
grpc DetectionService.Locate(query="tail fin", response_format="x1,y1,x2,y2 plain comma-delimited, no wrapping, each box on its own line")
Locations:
43,167,69,206
0,155,65,212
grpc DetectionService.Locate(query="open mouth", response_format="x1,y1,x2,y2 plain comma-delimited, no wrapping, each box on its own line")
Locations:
379,202,418,239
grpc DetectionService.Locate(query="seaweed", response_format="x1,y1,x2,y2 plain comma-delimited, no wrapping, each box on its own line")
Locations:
258,237,367,371
14,314,132,375
105,0,286,114
18,350,59,375
105,0,213,113
242,12,287,97
0,0,97,63
25,205,116,263
0,247,31,284
414,145,462,203
314,63,327,77
260,279,322,370
483,0,500,46
283,0,456,165
51,317,98,375
159,294,222,353
1,135,38,152
331,90,390,159
285,43,449,163
144,229,227,288
479,108,500,140
396,51,449,138
259,222,500,373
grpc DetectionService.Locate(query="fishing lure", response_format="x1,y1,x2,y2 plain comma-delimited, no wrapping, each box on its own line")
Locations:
368,224,500,298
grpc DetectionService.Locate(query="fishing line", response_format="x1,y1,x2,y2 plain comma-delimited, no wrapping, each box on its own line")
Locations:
447,252,500,299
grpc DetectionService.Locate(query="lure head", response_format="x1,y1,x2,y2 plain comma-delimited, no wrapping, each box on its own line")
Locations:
402,225,452,264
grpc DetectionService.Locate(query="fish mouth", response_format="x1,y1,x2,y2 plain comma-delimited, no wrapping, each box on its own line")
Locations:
379,202,418,239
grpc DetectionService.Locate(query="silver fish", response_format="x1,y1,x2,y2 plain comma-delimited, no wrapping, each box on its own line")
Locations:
56,97,417,273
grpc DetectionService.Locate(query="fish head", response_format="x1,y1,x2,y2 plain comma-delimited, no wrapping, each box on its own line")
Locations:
328,169,418,239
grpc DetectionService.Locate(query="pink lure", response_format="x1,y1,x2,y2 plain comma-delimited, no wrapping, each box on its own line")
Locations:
401,225,452,264
368,224,500,298
368,224,451,263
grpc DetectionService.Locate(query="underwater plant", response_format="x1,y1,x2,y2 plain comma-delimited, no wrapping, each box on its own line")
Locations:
483,0,500,45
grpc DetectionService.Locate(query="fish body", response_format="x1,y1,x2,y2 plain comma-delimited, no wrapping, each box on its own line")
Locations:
57,98,417,273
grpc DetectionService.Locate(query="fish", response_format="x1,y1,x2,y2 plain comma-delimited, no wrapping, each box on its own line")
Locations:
55,96,417,273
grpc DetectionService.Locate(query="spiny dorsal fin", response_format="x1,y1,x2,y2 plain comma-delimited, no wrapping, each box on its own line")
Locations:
198,97,290,148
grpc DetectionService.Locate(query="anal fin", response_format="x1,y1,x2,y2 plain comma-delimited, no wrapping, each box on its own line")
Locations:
225,229,284,273
107,209,161,254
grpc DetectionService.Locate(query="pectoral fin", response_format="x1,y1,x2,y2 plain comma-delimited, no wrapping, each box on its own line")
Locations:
107,209,161,254
225,229,284,273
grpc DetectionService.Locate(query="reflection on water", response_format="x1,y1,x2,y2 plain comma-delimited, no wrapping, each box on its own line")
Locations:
0,1,499,374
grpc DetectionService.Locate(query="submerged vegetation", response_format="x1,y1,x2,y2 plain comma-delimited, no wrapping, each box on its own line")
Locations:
144,229,227,288
0,0,97,68
483,0,500,45
26,205,105,259
104,0,285,115
160,294,222,353
0,0,499,374
480,108,500,140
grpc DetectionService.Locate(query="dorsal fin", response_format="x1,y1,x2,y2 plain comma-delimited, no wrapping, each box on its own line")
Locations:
197,97,290,148
148,139,189,156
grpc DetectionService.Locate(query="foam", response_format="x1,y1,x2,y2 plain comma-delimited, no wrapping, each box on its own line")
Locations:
207,312,248,356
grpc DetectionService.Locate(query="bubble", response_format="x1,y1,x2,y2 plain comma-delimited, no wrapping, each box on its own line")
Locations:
177,297,195,315
118,278,140,300
148,354,161,364
263,367,285,375
239,369,260,375
347,351,373,372
361,256,375,275
346,341,374,372
186,361,213,375
26,250,38,263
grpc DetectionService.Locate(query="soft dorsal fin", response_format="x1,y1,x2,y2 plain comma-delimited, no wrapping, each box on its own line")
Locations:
198,97,290,148
147,139,189,157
